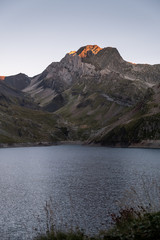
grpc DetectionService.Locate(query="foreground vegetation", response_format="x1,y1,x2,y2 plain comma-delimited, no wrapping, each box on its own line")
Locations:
34,177,160,240
34,207,160,240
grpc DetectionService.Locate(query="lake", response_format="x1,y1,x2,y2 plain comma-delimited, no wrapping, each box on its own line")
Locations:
0,145,159,239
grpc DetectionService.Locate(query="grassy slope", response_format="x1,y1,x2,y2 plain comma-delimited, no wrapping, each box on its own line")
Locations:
0,104,68,144
90,86,160,146
55,77,133,141
95,113,160,147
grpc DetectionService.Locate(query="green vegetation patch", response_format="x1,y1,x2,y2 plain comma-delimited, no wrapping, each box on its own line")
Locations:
98,113,160,146
35,210,160,240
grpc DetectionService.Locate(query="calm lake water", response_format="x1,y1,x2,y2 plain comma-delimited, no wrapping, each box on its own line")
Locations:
0,145,160,239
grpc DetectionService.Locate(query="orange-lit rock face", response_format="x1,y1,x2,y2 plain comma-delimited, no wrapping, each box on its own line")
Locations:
77,45,102,58
68,51,76,56
68,45,102,58
0,76,5,80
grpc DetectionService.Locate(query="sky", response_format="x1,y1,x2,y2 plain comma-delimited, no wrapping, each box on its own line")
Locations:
0,0,160,77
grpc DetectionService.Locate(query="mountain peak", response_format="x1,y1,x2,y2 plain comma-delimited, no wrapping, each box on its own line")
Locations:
68,45,102,58
76,45,102,58
99,47,122,59
90,47,124,69
4,73,31,90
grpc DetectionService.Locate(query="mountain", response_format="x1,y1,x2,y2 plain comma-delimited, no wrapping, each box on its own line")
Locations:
23,45,103,111
1,73,31,90
24,45,160,110
0,45,160,147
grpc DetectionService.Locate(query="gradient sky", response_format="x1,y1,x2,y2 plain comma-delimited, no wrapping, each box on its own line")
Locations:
0,0,160,77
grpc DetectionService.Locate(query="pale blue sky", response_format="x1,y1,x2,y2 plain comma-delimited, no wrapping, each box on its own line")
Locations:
0,0,160,76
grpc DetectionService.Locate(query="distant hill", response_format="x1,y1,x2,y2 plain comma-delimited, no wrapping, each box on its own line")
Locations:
3,73,31,90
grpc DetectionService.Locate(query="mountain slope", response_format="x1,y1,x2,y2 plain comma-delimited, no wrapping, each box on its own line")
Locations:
0,80,35,107
89,84,160,147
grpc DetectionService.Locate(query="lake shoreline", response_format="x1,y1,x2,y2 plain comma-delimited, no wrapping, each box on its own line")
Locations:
0,140,160,149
